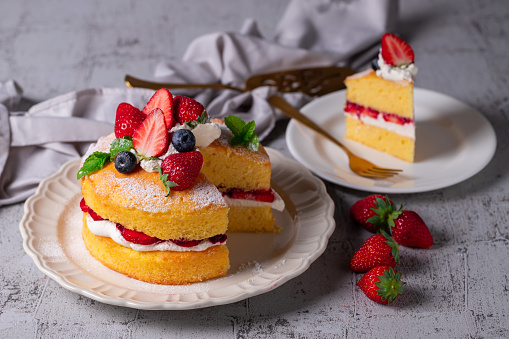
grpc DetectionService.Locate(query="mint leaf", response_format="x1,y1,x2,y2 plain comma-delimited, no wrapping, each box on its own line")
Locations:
241,120,256,141
109,137,134,161
224,115,260,152
246,133,259,152
224,115,245,135
158,166,178,197
230,135,245,148
77,152,110,179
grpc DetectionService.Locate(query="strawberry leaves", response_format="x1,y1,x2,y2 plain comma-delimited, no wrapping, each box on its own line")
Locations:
224,115,259,152
157,166,178,197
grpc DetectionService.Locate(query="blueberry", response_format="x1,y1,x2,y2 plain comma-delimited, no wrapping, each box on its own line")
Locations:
172,129,196,152
114,151,137,174
371,58,380,71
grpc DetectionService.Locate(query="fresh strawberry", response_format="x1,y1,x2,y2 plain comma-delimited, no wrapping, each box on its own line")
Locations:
143,88,175,129
132,108,169,158
114,103,146,138
171,239,202,247
381,33,415,66
116,224,161,245
350,195,394,233
390,210,433,248
350,230,399,272
160,150,203,191
227,188,275,202
361,106,379,119
80,198,104,221
358,266,405,305
173,96,207,123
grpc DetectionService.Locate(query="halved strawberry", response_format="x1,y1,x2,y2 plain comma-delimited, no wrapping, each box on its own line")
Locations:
173,96,207,123
381,33,415,66
80,198,104,221
117,224,161,245
383,113,405,125
171,239,202,247
227,189,275,202
143,88,175,129
114,103,146,138
160,150,203,191
132,108,169,158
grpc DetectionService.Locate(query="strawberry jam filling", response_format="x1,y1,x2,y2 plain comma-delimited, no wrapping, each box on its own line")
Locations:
221,188,275,203
80,198,226,247
344,101,413,125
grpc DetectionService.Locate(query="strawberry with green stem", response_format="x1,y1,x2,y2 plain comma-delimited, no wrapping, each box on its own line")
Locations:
350,230,399,272
358,266,405,305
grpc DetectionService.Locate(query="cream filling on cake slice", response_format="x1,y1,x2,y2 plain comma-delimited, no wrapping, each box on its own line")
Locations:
344,101,415,139
222,189,285,211
85,215,227,252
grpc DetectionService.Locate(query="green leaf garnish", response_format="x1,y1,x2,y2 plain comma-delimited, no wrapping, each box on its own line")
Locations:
77,151,110,179
157,166,178,197
109,136,134,161
185,111,209,129
224,115,259,152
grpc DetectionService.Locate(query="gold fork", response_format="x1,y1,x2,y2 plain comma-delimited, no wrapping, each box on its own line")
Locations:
268,95,401,178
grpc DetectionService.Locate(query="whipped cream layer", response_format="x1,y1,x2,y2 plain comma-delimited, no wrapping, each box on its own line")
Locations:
345,103,415,139
86,215,226,252
376,50,418,82
223,189,285,211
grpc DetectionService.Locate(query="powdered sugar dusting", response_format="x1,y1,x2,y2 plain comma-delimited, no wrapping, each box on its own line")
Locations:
92,169,226,213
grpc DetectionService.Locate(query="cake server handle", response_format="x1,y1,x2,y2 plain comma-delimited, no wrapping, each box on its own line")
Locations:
125,75,244,92
267,95,401,178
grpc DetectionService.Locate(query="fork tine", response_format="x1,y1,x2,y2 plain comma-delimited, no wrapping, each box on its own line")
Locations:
372,166,402,173
369,168,402,175
358,171,395,178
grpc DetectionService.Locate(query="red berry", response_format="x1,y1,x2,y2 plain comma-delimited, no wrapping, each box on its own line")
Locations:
350,231,399,272
227,188,275,202
173,96,207,123
79,198,88,213
391,210,433,248
350,195,393,233
117,224,161,245
358,266,405,305
80,198,104,221
160,150,203,191
132,108,169,158
171,239,202,247
114,103,146,138
143,88,174,129
381,33,415,66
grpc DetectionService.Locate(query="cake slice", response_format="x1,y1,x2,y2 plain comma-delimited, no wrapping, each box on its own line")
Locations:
344,33,418,162
201,120,284,233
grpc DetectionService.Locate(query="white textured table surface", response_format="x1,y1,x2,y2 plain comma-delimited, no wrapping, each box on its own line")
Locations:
2,0,509,338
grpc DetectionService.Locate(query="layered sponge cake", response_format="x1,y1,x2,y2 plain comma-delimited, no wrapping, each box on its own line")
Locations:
344,33,418,162
201,120,284,233
78,89,283,285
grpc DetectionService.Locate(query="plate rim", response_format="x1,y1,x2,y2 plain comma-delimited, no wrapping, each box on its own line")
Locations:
286,88,497,194
19,147,335,310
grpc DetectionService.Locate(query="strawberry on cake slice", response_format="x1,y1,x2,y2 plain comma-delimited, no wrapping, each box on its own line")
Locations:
344,33,418,162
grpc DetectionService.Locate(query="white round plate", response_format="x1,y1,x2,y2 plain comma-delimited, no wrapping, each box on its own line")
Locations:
286,88,497,193
19,148,334,310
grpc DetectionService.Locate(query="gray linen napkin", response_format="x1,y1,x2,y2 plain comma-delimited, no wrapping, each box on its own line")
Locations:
0,0,397,206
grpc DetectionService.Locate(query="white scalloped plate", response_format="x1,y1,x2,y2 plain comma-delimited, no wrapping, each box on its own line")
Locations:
286,88,497,193
19,148,335,310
